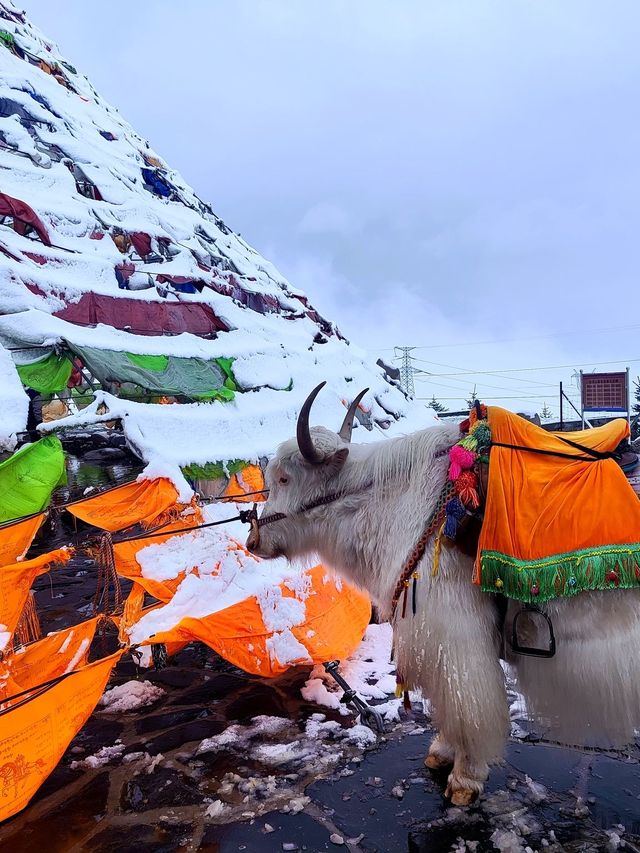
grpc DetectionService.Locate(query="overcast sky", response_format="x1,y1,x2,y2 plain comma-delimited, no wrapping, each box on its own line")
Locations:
23,1,640,415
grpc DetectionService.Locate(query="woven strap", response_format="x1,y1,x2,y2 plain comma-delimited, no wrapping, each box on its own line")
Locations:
391,480,455,617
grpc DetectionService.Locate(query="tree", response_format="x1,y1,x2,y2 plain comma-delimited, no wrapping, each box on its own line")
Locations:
428,394,448,413
466,386,478,409
540,402,552,419
633,377,640,417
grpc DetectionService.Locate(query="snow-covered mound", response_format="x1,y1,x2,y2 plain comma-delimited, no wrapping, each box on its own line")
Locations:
0,1,431,472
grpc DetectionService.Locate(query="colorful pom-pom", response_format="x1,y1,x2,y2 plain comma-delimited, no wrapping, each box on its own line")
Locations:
530,582,540,597
448,445,477,480
606,570,620,587
495,578,504,590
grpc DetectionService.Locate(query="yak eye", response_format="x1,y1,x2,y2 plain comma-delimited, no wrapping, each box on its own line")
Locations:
279,476,289,485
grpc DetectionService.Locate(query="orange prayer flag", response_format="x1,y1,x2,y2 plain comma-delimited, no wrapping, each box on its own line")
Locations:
145,564,371,678
0,617,99,702
224,465,266,503
67,478,179,532
0,548,72,648
0,514,45,568
0,650,122,822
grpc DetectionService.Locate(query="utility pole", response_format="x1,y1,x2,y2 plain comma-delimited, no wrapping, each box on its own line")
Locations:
394,347,417,397
559,381,563,431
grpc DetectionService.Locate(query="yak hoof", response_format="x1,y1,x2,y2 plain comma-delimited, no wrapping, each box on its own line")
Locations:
425,753,454,770
445,783,480,806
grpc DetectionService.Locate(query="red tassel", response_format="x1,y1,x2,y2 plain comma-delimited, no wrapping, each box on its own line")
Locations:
455,470,480,509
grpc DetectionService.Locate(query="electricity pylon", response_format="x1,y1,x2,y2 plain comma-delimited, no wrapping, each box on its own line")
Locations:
394,346,417,397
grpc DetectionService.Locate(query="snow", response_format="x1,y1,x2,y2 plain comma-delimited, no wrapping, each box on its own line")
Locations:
0,2,441,688
63,638,90,673
70,741,125,769
302,623,401,717
99,680,165,712
0,1,435,497
0,625,10,652
0,343,28,450
205,800,228,819
126,505,323,668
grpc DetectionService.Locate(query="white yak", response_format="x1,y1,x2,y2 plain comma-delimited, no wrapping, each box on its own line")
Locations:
247,383,640,805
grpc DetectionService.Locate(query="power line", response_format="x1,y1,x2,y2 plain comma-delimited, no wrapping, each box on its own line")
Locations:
417,395,557,401
380,322,640,351
413,357,639,378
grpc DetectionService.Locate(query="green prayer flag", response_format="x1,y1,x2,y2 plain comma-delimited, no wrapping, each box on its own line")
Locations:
16,352,73,394
0,435,66,524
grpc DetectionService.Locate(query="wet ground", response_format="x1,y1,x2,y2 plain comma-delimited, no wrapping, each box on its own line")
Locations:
1,442,640,851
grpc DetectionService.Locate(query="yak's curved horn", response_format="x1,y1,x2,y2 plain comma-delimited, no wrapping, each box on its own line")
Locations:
338,388,369,443
296,381,326,465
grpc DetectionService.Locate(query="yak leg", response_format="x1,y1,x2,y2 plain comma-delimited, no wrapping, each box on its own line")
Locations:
395,550,509,804
425,732,455,770
445,754,489,805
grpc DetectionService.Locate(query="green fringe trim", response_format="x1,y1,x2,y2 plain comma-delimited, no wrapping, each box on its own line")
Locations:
479,543,640,603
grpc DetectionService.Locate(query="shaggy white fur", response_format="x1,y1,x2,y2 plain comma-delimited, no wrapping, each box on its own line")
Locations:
249,419,640,802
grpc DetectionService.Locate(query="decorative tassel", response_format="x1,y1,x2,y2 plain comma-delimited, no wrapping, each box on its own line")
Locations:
444,497,466,538
93,532,123,617
14,592,41,646
460,435,478,451
403,690,412,711
448,445,477,480
395,671,405,698
143,503,183,530
455,470,480,509
470,422,491,451
412,572,419,614
401,581,409,618
432,521,446,576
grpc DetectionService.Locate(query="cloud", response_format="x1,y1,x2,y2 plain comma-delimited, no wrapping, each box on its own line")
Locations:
297,202,355,236
23,0,640,418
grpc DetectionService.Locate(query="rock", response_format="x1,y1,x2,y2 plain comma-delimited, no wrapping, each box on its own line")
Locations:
121,768,205,812
330,833,344,845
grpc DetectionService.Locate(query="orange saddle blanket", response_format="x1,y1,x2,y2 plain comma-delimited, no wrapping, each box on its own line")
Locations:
474,407,640,602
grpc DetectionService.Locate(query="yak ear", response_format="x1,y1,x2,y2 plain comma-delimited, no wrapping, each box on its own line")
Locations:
325,446,349,473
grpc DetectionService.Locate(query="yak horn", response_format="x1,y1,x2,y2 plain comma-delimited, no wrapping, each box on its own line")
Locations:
338,388,369,442
296,381,326,465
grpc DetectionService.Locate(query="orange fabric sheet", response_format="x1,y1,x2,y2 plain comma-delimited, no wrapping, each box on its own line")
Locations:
0,548,72,643
145,564,371,677
0,618,98,702
113,509,203,602
224,465,266,503
67,478,179,531
476,407,640,598
0,650,122,822
0,514,45,568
